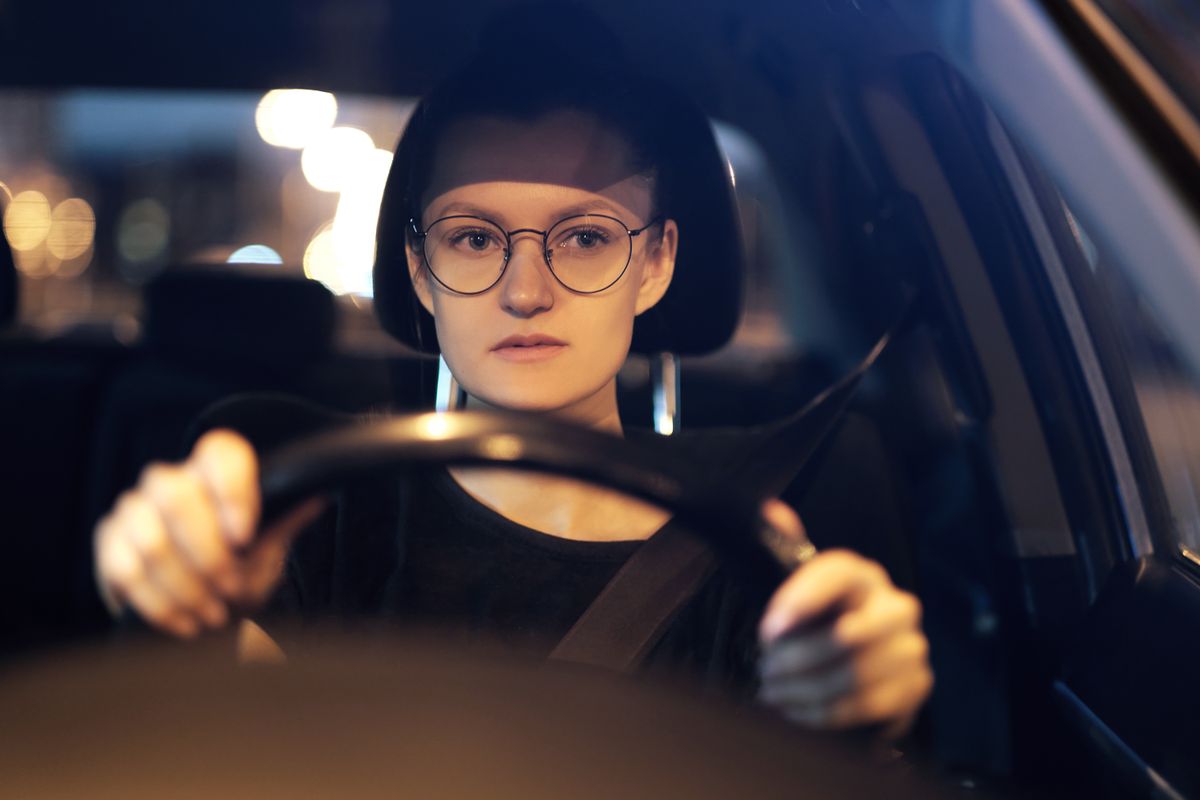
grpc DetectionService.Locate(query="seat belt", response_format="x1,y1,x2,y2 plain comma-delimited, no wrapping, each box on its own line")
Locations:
549,319,905,673
549,523,716,672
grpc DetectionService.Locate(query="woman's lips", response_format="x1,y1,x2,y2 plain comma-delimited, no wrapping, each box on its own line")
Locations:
490,334,568,363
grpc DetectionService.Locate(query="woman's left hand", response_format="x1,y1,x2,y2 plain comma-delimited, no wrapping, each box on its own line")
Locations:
755,501,933,740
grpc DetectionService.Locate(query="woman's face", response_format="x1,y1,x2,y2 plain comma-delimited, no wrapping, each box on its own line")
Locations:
406,110,677,422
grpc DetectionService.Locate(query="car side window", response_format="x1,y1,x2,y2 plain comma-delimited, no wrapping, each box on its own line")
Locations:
1059,200,1200,555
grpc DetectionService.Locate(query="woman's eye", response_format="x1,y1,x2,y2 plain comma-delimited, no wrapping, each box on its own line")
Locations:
449,229,498,252
564,228,610,249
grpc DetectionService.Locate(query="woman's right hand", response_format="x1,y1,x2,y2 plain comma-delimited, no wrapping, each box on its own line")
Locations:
93,429,325,639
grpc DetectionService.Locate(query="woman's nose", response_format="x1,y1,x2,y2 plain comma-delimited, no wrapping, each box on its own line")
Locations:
499,236,555,316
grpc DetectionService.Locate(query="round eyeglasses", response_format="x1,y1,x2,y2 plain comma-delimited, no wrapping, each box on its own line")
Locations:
410,213,663,295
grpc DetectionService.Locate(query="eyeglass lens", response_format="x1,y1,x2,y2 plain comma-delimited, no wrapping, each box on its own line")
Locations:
422,215,634,294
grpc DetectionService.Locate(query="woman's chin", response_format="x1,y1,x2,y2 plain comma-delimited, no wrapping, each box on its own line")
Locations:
466,383,613,420
471,392,575,414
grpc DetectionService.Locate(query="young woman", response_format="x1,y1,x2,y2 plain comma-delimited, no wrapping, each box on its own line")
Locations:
93,39,931,738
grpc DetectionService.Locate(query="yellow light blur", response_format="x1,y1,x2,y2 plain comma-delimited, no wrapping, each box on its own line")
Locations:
4,190,52,252
47,198,96,261
302,223,342,293
300,147,392,296
330,148,392,295
419,414,452,440
56,245,94,278
256,89,338,150
481,435,524,461
301,127,375,193
13,246,50,278
42,252,63,278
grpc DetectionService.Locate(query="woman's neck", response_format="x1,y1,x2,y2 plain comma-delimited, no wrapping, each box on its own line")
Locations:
463,378,625,436
449,379,669,542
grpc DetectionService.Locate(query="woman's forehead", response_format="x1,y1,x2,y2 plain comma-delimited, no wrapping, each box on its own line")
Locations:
422,110,654,222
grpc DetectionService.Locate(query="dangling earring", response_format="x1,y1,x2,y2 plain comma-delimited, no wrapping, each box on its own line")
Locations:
435,354,465,412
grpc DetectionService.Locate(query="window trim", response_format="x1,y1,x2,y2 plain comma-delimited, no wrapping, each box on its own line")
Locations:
1045,0,1200,217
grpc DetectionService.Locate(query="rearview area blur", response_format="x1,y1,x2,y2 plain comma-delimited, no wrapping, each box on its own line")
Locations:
1,90,411,328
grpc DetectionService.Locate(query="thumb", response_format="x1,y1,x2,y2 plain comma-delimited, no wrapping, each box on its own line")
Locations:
252,495,328,560
760,498,816,571
763,499,807,542
239,496,328,600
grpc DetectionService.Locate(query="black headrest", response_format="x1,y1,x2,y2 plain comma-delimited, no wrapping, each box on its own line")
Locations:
372,49,743,357
143,267,335,365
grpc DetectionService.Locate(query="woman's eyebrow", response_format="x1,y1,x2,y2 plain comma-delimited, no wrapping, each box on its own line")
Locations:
553,201,628,219
429,200,632,225
432,202,499,220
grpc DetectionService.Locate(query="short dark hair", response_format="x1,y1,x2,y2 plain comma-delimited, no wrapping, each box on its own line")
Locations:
372,7,744,358
397,48,670,227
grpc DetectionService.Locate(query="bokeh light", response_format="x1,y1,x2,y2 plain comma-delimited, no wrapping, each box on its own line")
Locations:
13,248,51,278
420,414,452,440
117,198,170,281
327,147,392,295
47,198,96,261
56,246,94,278
301,127,376,193
228,244,283,265
302,223,342,292
256,90,338,150
4,190,52,252
299,143,392,295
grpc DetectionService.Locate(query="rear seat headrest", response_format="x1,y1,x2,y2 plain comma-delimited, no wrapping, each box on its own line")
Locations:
143,267,335,365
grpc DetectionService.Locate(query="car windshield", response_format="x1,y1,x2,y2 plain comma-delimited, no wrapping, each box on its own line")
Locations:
1059,198,1200,553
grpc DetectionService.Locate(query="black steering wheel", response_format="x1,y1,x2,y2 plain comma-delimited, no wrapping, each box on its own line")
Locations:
258,408,813,590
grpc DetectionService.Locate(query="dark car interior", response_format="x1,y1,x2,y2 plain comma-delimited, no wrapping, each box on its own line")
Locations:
3,1,1199,797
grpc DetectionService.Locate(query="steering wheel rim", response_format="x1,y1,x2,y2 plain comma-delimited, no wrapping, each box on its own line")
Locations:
258,409,810,590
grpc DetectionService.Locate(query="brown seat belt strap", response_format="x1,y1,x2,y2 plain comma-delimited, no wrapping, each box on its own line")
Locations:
548,524,715,672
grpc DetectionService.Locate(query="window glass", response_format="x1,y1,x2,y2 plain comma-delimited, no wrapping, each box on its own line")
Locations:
1059,201,1200,551
0,89,413,333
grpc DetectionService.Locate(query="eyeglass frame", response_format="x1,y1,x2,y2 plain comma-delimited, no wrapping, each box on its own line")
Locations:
408,213,665,296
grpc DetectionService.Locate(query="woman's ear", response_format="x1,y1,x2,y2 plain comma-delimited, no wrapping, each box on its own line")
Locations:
406,237,436,316
634,218,677,315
